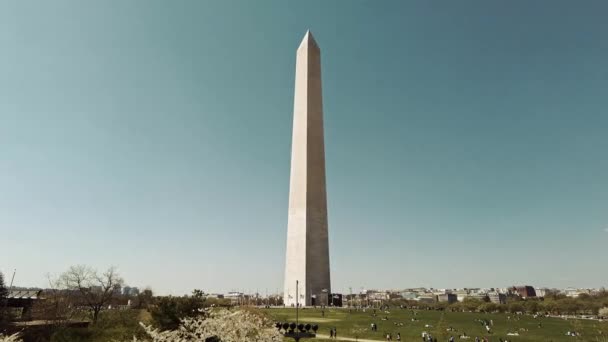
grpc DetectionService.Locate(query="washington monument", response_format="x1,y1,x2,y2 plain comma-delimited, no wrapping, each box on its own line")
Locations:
283,31,331,307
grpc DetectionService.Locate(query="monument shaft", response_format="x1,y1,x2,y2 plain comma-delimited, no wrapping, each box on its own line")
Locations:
284,31,331,307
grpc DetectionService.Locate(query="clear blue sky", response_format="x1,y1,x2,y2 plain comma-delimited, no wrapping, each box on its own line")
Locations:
1,1,607,295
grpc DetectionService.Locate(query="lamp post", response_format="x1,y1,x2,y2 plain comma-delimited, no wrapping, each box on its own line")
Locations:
275,280,317,341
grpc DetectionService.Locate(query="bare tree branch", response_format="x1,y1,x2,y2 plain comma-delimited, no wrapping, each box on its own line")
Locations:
59,265,124,324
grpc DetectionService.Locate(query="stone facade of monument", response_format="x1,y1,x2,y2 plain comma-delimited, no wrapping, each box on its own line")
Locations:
283,31,331,307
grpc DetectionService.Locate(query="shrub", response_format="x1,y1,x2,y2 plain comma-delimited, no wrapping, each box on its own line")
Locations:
150,296,206,331
0,333,22,342
136,308,282,342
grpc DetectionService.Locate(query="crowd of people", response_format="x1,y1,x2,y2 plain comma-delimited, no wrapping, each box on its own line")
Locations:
316,304,593,341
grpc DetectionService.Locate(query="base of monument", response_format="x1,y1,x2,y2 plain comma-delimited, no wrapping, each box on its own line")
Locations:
283,332,316,341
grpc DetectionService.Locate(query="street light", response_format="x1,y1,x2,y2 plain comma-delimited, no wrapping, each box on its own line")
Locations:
276,280,317,341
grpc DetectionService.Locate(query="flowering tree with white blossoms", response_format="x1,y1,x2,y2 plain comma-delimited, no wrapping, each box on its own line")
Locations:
0,333,22,342
132,308,283,342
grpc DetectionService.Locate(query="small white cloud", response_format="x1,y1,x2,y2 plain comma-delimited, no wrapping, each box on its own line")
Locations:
604,227,608,233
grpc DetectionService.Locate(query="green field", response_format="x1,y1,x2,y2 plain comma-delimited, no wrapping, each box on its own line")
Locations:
267,307,608,341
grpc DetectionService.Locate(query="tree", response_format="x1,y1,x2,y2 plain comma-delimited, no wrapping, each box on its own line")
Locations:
507,302,524,313
60,265,124,324
523,299,540,313
462,298,485,312
540,300,557,314
135,288,154,309
543,289,566,300
150,293,207,331
30,273,78,324
478,302,498,313
0,272,9,326
556,298,582,315
0,272,7,300
192,289,205,298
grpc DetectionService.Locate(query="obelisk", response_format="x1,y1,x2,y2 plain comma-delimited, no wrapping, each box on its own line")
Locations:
283,31,331,307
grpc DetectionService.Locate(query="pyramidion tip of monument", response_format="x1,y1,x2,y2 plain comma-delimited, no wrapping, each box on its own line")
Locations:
298,29,319,50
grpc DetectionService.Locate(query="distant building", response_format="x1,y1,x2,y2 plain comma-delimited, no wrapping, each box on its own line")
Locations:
453,290,469,302
488,292,507,304
90,286,102,293
467,292,489,301
564,288,591,298
388,291,403,300
367,290,389,302
225,292,244,304
417,294,436,303
437,294,457,304
433,289,450,295
589,288,603,296
535,288,549,297
122,286,140,296
7,290,44,320
401,292,418,300
206,293,225,299
512,286,536,298
497,288,510,294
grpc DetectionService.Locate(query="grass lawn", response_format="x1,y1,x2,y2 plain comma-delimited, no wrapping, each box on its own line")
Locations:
267,307,608,341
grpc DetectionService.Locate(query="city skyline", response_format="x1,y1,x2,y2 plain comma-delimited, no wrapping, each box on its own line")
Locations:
1,0,608,295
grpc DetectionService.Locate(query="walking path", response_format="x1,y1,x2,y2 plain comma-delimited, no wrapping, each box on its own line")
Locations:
316,334,382,342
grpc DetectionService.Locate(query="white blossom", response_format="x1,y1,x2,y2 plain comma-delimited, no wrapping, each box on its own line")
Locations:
0,333,22,342
130,308,282,342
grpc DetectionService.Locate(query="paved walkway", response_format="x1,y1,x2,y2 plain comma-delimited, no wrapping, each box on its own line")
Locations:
316,334,382,342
